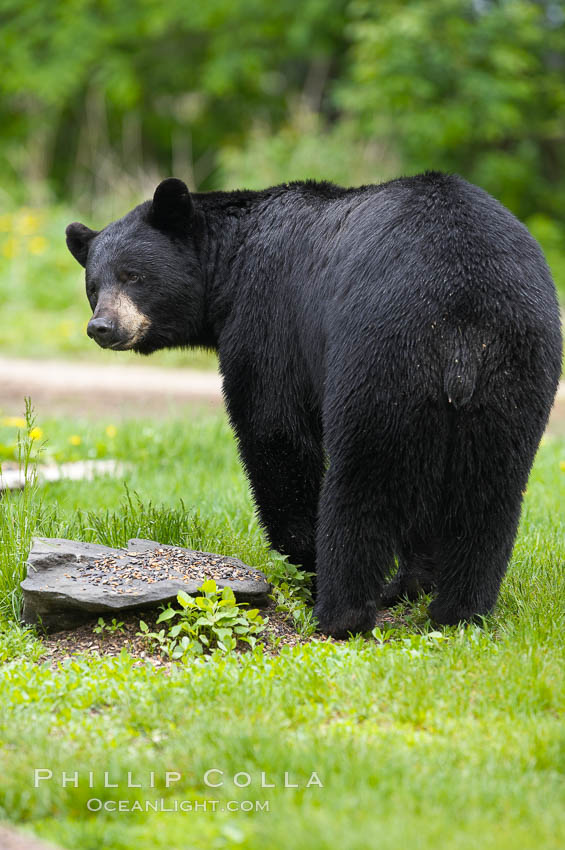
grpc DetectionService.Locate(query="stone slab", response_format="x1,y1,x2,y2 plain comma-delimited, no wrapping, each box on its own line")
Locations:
21,537,271,632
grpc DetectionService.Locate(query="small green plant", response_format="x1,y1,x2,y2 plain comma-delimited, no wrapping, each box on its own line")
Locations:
138,579,267,660
0,620,43,663
136,621,172,657
92,617,125,637
267,555,317,637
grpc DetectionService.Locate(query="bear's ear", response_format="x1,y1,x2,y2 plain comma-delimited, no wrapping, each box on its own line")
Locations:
150,177,194,234
65,222,98,268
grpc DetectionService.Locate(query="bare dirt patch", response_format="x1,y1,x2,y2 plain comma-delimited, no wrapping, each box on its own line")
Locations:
38,603,399,669
39,605,321,669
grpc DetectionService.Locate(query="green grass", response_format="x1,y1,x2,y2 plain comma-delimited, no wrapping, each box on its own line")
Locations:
0,411,564,849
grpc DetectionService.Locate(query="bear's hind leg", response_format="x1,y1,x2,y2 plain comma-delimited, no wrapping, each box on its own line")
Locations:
314,379,446,637
313,438,399,638
428,403,540,626
314,470,396,637
428,508,520,626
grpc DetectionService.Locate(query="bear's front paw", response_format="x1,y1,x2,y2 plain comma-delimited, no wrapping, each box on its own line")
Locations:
428,599,489,626
314,600,377,639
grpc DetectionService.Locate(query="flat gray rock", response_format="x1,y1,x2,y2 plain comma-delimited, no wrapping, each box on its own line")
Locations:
21,537,271,632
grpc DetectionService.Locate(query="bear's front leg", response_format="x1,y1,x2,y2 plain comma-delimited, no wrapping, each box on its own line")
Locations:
230,420,325,579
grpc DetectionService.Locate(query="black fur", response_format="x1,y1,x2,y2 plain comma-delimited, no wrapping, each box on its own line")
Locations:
66,172,563,637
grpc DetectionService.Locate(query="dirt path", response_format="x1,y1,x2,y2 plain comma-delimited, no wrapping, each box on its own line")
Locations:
1,356,564,433
0,826,62,850
0,356,222,419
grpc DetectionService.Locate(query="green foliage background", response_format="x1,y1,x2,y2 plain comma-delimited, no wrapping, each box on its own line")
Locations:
1,0,565,300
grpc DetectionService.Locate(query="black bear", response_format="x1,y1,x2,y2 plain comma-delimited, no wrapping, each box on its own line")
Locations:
66,173,562,637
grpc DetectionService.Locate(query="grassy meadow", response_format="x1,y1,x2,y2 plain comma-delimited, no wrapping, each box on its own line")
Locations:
0,408,563,849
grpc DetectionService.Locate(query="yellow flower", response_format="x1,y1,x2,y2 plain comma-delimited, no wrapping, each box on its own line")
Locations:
15,211,41,236
560,461,565,472
69,434,81,446
56,320,75,339
2,237,19,259
28,427,43,441
0,214,12,233
29,236,48,255
1,416,27,428
105,425,118,439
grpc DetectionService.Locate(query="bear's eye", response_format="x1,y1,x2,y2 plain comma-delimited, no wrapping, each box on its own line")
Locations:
118,271,141,284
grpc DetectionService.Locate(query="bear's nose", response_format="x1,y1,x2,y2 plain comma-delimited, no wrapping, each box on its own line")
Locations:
87,317,115,346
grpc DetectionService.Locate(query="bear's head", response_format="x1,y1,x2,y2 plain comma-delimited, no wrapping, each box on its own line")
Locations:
65,178,205,354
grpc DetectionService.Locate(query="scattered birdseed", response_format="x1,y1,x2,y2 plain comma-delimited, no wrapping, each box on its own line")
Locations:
76,547,264,594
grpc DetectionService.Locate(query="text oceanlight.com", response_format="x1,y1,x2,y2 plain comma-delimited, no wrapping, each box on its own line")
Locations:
87,798,270,813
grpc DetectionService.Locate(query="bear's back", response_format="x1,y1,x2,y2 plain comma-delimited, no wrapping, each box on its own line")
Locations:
311,172,558,331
